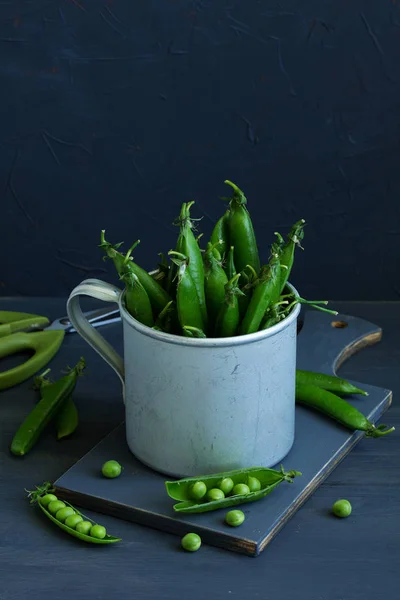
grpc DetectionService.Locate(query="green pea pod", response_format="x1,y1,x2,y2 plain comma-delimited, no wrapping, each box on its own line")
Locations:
279,219,305,293
223,180,260,275
296,370,368,397
183,326,207,338
55,398,79,440
120,270,154,328
210,209,230,258
165,466,301,513
260,303,286,331
295,383,394,437
175,202,208,331
215,273,243,337
168,252,205,332
34,371,79,440
26,483,121,544
240,251,282,336
204,242,229,332
11,358,86,456
99,231,172,315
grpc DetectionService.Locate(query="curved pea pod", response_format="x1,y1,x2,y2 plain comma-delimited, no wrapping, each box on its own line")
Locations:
55,397,79,440
37,497,121,544
99,231,172,315
210,209,230,258
223,180,260,275
165,466,301,513
295,383,394,437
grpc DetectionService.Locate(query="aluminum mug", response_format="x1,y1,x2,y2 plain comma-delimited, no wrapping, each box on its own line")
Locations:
66,278,301,478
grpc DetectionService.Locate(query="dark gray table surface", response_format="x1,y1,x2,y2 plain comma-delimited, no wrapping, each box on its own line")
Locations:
1,298,399,600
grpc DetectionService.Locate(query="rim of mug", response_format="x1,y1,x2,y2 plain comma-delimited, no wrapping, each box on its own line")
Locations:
118,281,301,347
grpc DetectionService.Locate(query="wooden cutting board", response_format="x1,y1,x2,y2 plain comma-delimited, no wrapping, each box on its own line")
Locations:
53,310,393,557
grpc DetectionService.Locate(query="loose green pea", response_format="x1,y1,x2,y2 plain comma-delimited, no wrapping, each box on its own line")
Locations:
64,514,84,529
75,521,92,535
206,488,225,502
40,494,58,507
190,481,207,501
247,476,261,492
218,477,234,495
90,524,107,539
225,510,245,527
55,507,75,522
101,460,122,479
47,500,66,515
181,532,201,552
332,499,352,518
232,483,250,496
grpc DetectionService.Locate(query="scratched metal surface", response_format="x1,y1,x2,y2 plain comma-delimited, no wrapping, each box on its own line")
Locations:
1,1,399,299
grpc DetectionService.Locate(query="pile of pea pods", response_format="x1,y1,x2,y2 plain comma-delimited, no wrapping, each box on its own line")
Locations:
100,179,335,339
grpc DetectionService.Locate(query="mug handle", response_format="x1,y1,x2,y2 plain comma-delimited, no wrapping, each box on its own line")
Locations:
66,278,125,394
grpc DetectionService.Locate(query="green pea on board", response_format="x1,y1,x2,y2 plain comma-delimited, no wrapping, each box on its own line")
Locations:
181,533,201,552
332,499,352,518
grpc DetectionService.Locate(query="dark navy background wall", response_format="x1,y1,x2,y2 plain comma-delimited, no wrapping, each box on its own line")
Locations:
1,0,399,300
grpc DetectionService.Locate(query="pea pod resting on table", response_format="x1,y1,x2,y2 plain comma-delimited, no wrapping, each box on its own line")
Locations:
26,482,121,544
34,370,79,440
165,465,301,513
295,383,394,437
296,370,368,396
10,358,86,456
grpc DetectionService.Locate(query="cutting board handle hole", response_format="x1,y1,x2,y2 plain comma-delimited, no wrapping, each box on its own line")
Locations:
331,320,348,329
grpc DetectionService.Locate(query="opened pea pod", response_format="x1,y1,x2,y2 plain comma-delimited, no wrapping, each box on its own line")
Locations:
26,482,121,544
165,465,301,513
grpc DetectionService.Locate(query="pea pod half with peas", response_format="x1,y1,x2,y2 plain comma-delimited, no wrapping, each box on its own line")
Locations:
26,482,121,544
165,465,301,513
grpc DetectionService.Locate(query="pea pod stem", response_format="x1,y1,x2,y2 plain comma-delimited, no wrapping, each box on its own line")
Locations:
278,219,306,293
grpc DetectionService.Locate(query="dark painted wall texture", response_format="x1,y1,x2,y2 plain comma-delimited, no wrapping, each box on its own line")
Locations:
1,0,399,300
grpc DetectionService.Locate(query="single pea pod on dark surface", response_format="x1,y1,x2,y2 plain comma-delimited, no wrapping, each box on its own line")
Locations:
10,358,86,456
209,208,230,259
223,180,261,275
120,270,154,328
34,370,79,440
99,231,172,315
295,383,395,438
165,466,301,513
296,370,368,397
278,219,306,293
26,483,121,544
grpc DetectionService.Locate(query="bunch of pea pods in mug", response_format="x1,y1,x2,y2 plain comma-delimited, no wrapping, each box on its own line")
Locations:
99,179,395,440
100,179,336,341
